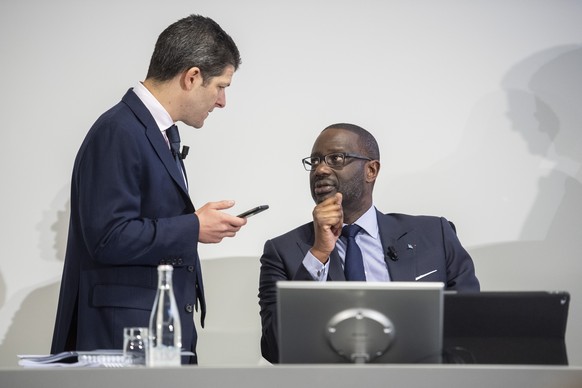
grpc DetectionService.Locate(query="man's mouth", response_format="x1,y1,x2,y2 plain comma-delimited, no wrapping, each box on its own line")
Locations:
314,180,336,196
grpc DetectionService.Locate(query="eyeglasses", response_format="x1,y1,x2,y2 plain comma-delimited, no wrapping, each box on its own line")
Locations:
302,152,372,171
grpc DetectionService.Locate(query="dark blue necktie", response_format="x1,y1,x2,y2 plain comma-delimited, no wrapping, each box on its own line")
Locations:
341,224,366,281
165,125,187,187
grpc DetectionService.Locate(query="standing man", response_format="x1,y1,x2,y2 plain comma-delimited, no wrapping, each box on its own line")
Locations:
258,123,480,363
51,14,246,364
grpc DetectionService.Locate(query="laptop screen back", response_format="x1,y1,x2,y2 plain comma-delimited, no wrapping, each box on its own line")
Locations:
277,281,444,364
443,291,570,365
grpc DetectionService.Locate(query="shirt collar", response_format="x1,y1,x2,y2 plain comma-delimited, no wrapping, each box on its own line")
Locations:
132,82,174,132
349,205,379,239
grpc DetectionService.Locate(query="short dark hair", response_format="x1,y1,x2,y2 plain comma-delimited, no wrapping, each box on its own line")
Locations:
323,123,380,161
146,14,241,84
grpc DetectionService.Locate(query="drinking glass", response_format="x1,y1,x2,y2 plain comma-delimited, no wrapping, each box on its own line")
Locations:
123,327,148,366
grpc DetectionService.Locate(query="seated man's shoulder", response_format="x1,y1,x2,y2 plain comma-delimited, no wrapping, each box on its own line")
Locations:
382,212,450,229
384,212,444,222
269,221,314,244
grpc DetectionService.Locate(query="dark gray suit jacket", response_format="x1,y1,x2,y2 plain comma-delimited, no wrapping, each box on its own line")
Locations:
51,89,205,363
258,210,479,363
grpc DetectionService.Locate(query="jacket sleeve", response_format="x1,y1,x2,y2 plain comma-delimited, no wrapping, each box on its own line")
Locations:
441,217,480,291
258,236,314,363
75,115,199,266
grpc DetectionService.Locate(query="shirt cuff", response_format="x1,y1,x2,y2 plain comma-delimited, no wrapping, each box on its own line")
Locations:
302,250,329,281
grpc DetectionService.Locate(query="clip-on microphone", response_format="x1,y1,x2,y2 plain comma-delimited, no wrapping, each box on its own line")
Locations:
180,145,190,160
387,246,398,261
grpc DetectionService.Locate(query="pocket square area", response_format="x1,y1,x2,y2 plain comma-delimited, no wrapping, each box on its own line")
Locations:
415,270,437,281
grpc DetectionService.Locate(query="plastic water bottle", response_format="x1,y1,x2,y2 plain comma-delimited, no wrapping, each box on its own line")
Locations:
148,265,182,366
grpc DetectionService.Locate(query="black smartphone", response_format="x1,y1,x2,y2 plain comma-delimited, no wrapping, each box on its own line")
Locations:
237,205,269,218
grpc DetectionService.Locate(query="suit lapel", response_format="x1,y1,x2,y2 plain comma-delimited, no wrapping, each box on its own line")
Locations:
299,213,418,282
296,224,346,280
122,90,190,195
377,211,417,281
146,126,189,194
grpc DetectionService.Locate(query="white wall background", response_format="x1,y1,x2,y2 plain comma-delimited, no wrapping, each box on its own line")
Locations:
1,0,582,367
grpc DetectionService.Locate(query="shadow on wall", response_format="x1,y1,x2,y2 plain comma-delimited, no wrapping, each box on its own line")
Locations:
0,282,60,366
0,272,5,310
0,189,69,367
378,45,582,365
471,45,582,366
37,196,69,264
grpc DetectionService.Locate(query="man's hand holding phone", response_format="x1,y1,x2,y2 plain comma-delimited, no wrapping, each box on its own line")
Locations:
196,200,248,243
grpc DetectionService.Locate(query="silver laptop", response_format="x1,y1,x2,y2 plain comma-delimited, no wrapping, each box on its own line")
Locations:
277,281,444,364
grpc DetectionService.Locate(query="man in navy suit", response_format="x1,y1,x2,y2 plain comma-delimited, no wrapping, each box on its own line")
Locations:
258,123,480,363
51,15,246,364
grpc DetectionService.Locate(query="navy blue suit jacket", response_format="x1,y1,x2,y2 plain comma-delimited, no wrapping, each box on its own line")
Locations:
258,210,480,363
51,90,205,363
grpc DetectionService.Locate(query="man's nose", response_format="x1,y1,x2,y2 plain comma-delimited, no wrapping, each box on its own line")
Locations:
215,90,226,108
314,161,333,175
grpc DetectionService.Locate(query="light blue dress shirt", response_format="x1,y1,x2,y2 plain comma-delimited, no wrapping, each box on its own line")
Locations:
302,205,391,281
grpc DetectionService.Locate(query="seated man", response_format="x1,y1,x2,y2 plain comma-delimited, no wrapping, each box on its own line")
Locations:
258,123,480,363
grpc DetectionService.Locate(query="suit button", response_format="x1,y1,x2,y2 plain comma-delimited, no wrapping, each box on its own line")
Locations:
187,265,195,272
177,258,183,265
185,304,194,313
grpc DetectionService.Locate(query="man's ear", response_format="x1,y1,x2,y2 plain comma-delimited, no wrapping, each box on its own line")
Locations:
365,160,380,183
181,66,203,90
